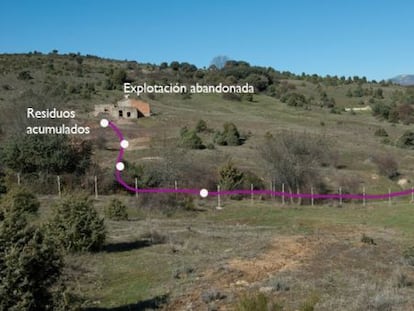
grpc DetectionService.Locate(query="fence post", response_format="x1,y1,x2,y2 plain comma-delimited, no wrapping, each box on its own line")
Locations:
17,173,21,186
250,183,254,206
282,183,285,205
94,175,98,199
339,186,342,206
270,181,273,201
363,185,366,207
135,177,138,198
388,188,391,206
311,186,314,206
217,185,222,210
412,187,414,203
57,175,61,197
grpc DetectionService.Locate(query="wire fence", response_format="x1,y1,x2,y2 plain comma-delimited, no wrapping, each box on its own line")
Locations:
11,173,414,208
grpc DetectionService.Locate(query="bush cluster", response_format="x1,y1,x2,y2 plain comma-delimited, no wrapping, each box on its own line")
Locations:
214,122,243,146
0,188,65,310
105,198,128,221
397,130,414,149
47,195,106,252
374,127,389,137
372,154,399,179
179,127,204,149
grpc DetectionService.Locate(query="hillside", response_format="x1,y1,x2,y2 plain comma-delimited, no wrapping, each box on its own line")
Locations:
1,52,414,196
2,53,414,310
390,74,414,86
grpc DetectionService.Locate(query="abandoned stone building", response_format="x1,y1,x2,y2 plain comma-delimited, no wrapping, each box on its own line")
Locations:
94,98,151,119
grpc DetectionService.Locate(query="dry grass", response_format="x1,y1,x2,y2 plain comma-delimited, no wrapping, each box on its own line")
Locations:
41,198,414,310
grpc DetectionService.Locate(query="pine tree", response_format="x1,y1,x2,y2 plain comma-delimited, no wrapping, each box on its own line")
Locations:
0,191,63,310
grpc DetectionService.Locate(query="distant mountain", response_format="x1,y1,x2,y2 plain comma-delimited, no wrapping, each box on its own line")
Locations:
389,74,414,86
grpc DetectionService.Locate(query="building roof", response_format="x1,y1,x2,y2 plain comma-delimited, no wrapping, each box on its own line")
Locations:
117,98,151,116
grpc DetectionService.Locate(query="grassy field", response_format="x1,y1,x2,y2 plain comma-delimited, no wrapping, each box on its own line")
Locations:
37,195,413,311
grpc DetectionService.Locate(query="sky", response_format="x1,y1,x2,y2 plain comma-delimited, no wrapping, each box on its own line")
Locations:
0,0,413,80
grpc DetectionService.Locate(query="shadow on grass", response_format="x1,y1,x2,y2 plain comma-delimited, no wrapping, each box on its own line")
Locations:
103,239,151,253
84,294,169,311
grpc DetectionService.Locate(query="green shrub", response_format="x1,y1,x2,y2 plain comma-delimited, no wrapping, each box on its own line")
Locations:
125,162,163,189
371,101,391,120
300,293,320,311
179,196,196,211
206,143,215,150
237,292,283,311
195,119,208,133
284,92,308,107
0,194,64,310
213,130,226,145
214,122,243,146
0,168,5,196
374,88,384,99
374,127,389,137
243,93,254,102
397,130,414,149
353,85,364,97
179,127,204,149
103,78,115,90
1,134,92,175
111,68,127,85
219,161,244,200
243,170,265,190
381,137,392,145
17,70,33,80
105,198,128,221
361,233,376,245
1,187,40,215
329,107,342,114
403,246,414,266
47,195,105,252
223,122,242,146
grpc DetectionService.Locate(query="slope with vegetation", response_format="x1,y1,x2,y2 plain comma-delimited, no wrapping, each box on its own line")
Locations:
1,51,414,197
1,52,414,309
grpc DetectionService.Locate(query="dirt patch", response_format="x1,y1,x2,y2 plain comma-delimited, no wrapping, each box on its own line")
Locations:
105,137,151,151
165,227,410,311
166,235,319,310
227,235,315,283
127,137,151,150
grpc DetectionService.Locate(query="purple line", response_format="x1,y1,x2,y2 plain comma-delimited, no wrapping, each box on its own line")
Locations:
109,121,124,140
107,120,414,200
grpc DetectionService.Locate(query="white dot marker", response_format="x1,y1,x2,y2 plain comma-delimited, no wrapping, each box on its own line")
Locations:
116,162,125,171
100,119,109,128
200,188,209,198
120,139,129,149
